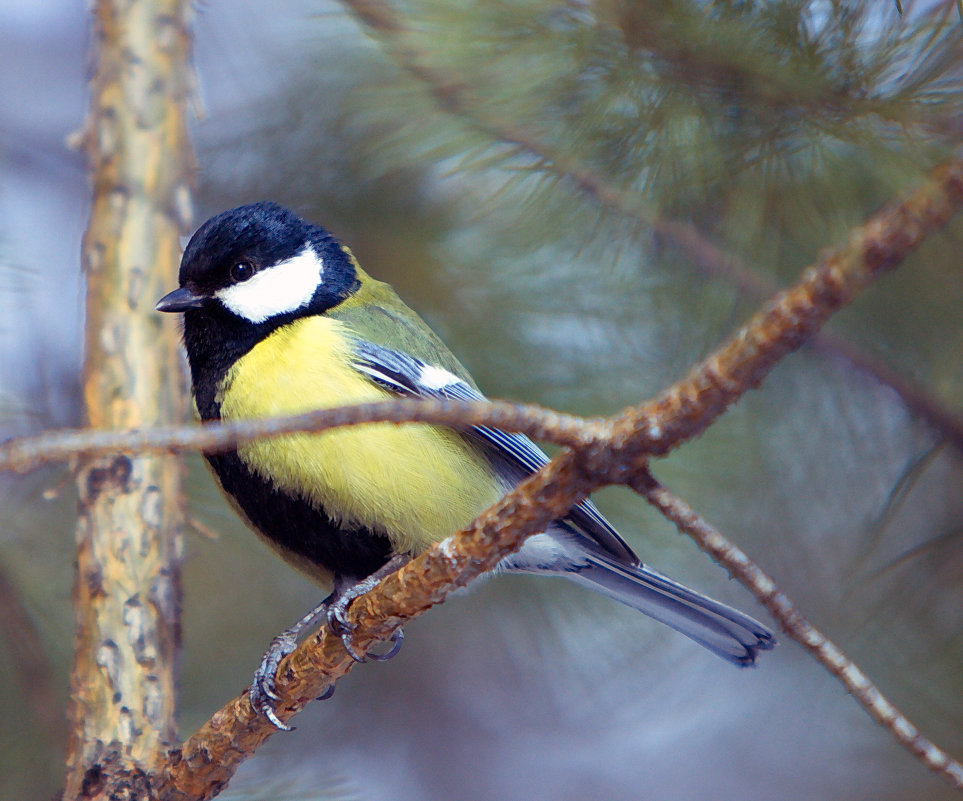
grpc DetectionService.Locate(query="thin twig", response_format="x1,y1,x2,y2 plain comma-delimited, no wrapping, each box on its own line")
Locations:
631,468,963,790
0,399,603,473
4,147,960,477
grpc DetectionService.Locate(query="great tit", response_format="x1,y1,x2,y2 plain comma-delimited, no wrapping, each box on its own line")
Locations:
157,201,774,727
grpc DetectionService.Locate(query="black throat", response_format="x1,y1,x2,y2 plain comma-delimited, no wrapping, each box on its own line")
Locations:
182,239,361,420
180,302,394,581
181,305,296,420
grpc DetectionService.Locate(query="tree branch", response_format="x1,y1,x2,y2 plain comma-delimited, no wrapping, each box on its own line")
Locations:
608,157,963,457
341,0,963,454
0,399,602,473
5,157,962,476
631,469,963,790
149,155,963,798
1,4,952,786
156,451,593,801
17,3,952,799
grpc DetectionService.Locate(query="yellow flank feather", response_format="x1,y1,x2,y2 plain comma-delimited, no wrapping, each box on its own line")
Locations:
216,316,501,554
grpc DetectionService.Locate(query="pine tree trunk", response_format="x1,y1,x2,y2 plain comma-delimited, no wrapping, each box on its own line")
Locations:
64,2,194,797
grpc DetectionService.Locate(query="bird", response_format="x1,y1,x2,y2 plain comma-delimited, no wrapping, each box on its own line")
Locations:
156,201,774,728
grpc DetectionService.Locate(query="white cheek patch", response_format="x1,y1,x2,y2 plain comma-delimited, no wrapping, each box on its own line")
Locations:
417,363,463,391
216,246,323,323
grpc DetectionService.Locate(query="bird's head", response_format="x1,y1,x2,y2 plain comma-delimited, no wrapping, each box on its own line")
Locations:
156,201,359,325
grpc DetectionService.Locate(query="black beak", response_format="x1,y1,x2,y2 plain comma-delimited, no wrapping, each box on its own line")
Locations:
156,286,207,313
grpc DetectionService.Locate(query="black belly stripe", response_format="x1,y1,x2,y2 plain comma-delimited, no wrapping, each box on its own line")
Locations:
205,450,394,582
184,307,395,582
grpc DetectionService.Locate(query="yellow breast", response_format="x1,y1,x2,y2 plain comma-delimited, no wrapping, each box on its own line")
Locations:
216,316,500,553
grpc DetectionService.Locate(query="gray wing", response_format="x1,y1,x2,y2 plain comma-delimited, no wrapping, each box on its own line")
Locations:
350,339,638,565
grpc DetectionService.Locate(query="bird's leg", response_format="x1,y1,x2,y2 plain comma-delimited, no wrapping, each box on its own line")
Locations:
250,555,410,730
250,593,335,731
327,554,411,663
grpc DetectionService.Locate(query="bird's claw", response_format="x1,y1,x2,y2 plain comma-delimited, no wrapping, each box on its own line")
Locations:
248,560,410,729
369,628,404,662
316,684,336,701
327,598,405,663
250,632,299,731
327,602,368,663
324,555,410,662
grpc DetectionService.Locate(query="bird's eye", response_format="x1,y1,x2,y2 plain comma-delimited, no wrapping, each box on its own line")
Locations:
230,261,255,283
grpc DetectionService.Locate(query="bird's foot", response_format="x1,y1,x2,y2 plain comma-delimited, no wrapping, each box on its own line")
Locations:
328,555,411,662
250,595,334,730
250,631,299,731
249,556,410,729
327,602,404,663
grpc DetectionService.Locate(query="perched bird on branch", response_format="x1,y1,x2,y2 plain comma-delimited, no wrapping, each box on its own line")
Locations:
157,201,774,728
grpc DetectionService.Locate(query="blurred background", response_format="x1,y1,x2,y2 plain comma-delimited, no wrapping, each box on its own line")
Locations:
1,1,962,799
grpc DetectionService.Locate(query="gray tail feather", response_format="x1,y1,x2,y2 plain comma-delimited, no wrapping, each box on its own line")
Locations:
569,553,776,666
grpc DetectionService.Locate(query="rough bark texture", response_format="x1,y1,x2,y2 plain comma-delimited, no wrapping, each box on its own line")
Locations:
64,2,193,798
